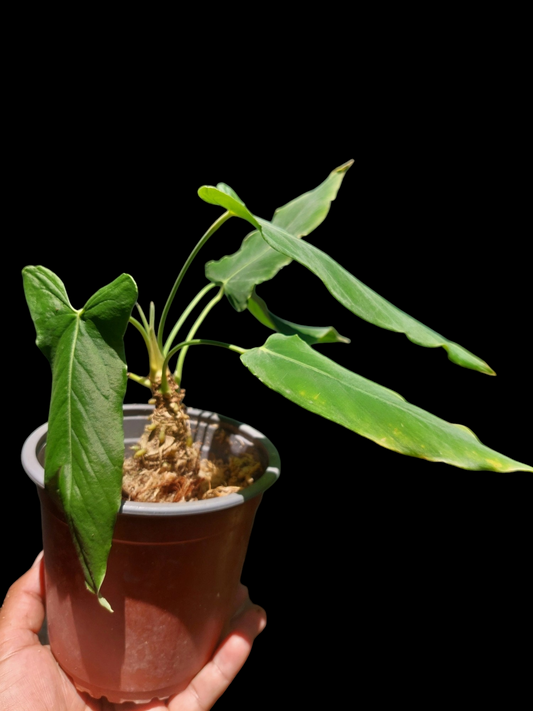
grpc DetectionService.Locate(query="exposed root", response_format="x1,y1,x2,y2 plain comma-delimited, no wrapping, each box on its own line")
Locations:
122,383,262,503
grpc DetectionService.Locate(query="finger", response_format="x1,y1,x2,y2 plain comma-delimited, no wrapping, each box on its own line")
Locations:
170,599,267,711
0,551,45,643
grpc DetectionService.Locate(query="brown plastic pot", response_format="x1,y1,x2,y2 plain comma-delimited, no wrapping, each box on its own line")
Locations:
21,404,280,704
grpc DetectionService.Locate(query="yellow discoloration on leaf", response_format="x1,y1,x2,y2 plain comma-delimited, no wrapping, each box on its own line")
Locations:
485,459,504,470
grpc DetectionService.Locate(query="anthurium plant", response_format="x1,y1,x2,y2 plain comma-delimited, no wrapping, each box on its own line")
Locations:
22,159,532,609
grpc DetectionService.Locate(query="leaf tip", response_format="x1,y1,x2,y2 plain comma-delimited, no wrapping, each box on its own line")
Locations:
98,594,114,613
334,159,354,174
85,581,114,612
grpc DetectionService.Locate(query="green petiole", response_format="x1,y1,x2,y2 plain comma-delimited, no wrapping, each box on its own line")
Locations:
161,338,247,394
157,211,232,351
163,282,217,356
174,286,224,385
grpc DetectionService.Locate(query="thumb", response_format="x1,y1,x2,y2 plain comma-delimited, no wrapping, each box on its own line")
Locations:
0,552,45,646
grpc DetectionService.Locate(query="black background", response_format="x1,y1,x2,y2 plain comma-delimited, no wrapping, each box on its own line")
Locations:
3,54,531,707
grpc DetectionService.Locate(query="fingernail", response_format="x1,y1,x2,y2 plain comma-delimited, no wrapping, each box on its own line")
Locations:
31,551,44,569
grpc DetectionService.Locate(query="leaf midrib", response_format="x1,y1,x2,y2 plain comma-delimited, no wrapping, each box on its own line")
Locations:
213,230,283,287
64,312,82,508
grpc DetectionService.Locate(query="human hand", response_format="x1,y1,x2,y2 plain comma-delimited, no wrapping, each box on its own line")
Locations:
0,552,266,711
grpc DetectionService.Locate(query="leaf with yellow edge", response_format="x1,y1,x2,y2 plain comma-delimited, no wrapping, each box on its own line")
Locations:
241,334,533,472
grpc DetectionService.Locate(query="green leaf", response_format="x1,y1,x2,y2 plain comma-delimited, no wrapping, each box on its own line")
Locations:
255,220,495,375
270,159,353,236
206,230,290,311
198,184,260,227
241,334,533,472
22,266,138,608
247,288,350,345
20,267,76,361
203,160,353,311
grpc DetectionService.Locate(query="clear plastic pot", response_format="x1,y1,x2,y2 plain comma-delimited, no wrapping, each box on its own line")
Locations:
21,405,280,704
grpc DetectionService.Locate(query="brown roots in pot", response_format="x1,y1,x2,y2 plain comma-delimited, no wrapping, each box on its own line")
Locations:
122,380,263,503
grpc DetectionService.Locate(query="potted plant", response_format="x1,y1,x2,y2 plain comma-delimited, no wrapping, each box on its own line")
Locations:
20,159,532,703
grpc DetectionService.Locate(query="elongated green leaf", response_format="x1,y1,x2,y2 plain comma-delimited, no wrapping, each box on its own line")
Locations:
255,220,494,374
247,288,350,345
241,334,532,472
22,266,138,609
203,160,353,310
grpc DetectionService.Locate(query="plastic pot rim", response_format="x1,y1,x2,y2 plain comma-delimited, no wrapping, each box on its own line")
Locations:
21,404,281,517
